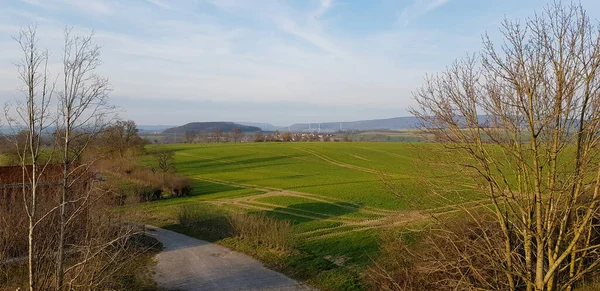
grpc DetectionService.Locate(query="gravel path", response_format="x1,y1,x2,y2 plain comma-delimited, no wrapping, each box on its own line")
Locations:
146,226,312,291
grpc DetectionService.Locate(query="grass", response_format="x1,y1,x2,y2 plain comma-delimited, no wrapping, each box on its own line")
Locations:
169,142,481,209
123,142,485,290
0,154,10,166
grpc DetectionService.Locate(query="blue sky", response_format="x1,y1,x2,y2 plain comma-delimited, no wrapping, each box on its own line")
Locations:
1,0,600,126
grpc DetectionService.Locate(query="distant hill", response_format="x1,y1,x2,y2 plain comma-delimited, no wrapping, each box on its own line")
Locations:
288,117,422,132
163,122,261,134
237,122,281,131
137,125,176,133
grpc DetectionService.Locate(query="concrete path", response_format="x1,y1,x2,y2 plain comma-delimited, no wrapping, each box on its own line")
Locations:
146,225,312,291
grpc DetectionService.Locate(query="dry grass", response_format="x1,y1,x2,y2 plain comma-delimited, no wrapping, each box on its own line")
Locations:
364,212,511,291
178,204,293,252
228,212,293,252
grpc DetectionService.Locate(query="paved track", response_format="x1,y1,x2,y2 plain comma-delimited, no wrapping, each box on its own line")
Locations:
147,226,312,291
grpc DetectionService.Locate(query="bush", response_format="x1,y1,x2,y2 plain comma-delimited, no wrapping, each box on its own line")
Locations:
137,185,162,202
98,157,193,204
122,166,192,198
100,179,162,205
162,173,192,197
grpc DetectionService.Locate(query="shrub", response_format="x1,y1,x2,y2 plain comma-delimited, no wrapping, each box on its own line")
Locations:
100,179,162,205
122,166,192,198
98,158,193,204
137,185,162,202
163,173,192,197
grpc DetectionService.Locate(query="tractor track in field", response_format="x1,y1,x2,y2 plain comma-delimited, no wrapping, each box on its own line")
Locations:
197,177,394,216
194,177,493,240
215,200,332,221
226,198,376,222
355,146,415,160
291,147,379,174
348,154,371,161
177,152,237,164
236,147,315,163
299,198,496,240
189,140,494,240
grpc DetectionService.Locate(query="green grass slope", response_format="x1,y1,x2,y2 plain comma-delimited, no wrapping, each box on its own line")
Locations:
127,142,485,290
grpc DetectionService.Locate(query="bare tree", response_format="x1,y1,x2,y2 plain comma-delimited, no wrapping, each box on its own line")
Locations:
152,147,175,188
184,131,196,143
280,131,292,142
410,3,600,290
54,27,117,290
231,128,243,143
154,148,175,174
214,128,223,143
3,24,57,291
253,131,263,142
100,120,144,158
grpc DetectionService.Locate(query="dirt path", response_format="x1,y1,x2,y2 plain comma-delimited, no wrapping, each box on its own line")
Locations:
147,226,312,291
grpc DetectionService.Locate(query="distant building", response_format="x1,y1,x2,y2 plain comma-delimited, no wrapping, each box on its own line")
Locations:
0,164,93,256
0,164,95,208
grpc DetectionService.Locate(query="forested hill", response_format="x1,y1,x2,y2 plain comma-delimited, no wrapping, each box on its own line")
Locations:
163,122,261,133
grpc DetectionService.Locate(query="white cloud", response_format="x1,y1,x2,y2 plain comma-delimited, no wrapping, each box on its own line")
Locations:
275,17,345,57
314,0,334,18
64,0,113,15
398,0,452,26
427,0,451,10
145,0,171,9
18,0,113,15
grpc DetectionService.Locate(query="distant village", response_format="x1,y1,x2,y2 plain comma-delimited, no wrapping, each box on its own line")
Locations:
165,129,338,144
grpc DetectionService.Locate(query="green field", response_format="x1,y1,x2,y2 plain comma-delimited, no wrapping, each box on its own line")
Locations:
335,130,431,142
127,142,485,289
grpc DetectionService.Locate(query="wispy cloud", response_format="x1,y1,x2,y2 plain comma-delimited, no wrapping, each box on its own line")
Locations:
19,0,113,15
203,0,345,57
145,0,171,10
314,0,334,18
18,0,50,9
398,0,452,26
275,17,345,57
427,0,451,10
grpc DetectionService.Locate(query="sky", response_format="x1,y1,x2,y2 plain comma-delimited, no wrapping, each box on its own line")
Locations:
1,0,600,126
